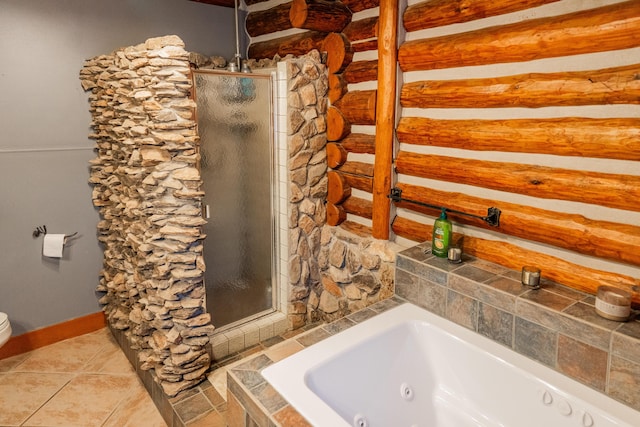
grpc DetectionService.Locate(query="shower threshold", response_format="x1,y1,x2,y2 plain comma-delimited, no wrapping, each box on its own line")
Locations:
207,310,288,362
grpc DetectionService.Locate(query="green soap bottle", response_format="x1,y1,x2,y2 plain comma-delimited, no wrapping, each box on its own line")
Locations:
432,208,452,258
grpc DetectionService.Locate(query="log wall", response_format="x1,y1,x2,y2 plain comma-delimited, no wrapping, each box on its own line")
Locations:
247,0,380,233
244,0,640,303
396,0,640,302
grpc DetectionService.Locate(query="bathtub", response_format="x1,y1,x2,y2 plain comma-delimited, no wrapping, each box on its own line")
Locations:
262,303,639,427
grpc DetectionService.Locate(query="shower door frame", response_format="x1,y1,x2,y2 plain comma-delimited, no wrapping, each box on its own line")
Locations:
191,69,279,333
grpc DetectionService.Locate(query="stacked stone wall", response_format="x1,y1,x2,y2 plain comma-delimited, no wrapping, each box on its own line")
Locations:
314,227,398,322
80,35,211,397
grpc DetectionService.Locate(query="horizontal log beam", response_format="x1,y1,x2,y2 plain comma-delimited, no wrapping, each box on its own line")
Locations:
403,0,560,32
343,196,373,219
328,73,347,103
395,151,640,212
344,60,378,84
395,182,640,267
326,142,348,168
401,64,640,108
246,2,292,37
340,133,376,154
327,170,351,204
352,40,378,52
341,0,379,13
290,0,352,32
321,32,354,74
339,220,373,237
326,202,347,226
392,216,640,305
248,30,326,60
326,105,351,141
332,90,377,125
340,171,373,193
398,1,640,71
343,16,378,42
334,160,374,177
396,117,640,161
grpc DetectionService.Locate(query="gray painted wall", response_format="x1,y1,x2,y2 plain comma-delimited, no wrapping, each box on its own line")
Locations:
0,0,236,335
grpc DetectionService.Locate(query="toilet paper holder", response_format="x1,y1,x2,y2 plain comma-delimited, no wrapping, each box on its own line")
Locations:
32,225,77,241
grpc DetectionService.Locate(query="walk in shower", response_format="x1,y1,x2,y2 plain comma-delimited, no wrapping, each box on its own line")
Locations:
192,70,277,331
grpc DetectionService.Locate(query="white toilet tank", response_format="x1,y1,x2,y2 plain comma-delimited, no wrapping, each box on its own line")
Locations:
0,312,12,348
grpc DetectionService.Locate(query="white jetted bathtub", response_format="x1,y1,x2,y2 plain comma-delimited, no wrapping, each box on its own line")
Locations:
262,303,639,427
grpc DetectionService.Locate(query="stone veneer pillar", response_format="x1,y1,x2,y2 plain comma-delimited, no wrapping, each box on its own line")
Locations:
283,51,399,326
80,35,211,397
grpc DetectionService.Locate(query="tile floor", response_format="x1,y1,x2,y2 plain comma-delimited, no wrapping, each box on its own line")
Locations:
0,327,167,427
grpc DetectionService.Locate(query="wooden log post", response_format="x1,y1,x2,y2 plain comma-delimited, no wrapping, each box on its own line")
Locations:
333,90,377,125
326,142,348,168
290,0,353,32
398,1,640,71
326,106,351,141
248,31,326,60
327,170,351,204
321,32,354,74
372,0,398,240
246,2,293,37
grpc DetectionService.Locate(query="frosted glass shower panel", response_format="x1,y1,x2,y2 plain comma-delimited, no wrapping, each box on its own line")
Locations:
194,72,275,329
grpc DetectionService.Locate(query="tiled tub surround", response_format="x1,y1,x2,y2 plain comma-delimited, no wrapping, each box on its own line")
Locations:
226,297,405,426
224,244,640,426
396,242,640,413
262,303,639,426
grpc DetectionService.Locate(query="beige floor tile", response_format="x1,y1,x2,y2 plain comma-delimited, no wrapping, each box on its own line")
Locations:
0,372,72,426
0,352,30,372
15,331,113,373
82,340,135,374
187,409,226,427
207,367,228,400
102,381,167,427
24,373,138,427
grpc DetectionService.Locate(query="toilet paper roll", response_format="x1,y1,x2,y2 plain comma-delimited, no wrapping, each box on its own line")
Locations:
43,234,65,258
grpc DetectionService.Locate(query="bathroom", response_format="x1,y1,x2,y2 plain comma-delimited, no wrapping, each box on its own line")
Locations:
1,0,639,425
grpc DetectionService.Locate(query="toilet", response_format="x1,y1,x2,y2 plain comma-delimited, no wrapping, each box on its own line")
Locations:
0,312,11,348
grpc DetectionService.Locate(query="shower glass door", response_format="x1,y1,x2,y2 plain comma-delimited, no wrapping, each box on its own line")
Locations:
193,70,275,330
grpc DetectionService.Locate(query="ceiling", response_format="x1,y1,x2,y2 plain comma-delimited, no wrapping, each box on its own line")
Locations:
189,0,236,8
